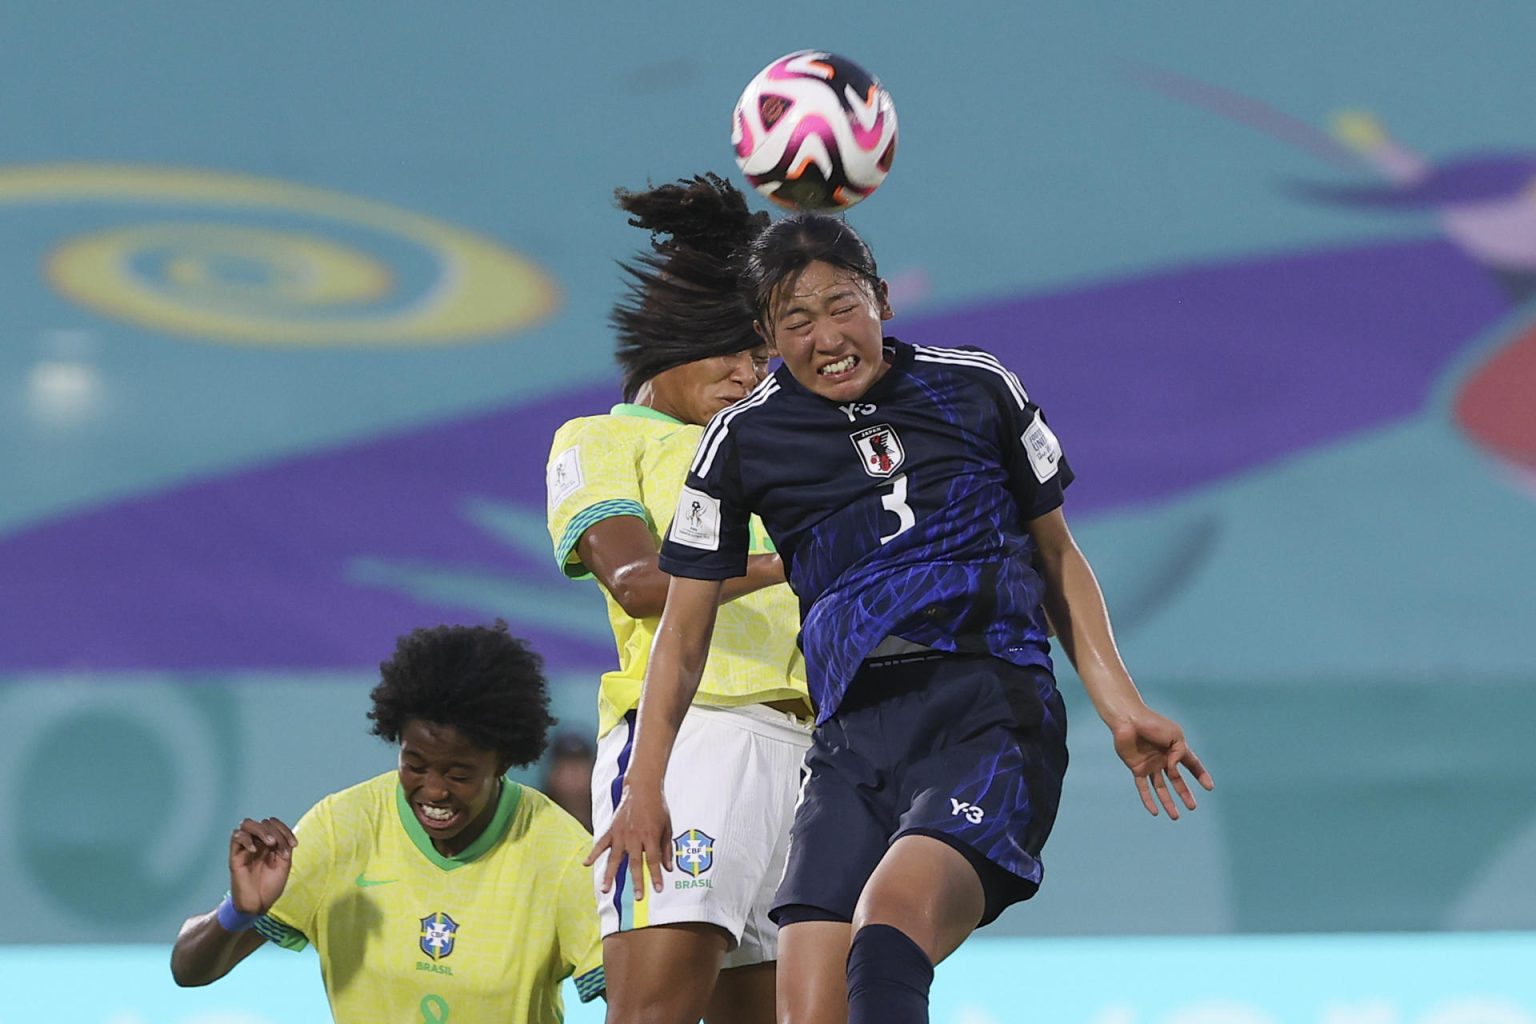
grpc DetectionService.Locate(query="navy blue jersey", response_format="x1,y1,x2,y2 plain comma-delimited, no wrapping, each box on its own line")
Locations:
659,338,1073,722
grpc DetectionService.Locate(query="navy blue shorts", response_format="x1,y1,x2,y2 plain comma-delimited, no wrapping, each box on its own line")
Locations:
771,652,1068,928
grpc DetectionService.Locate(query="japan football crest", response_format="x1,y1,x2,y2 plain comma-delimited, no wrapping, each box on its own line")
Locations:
673,829,715,877
419,911,459,960
850,424,905,478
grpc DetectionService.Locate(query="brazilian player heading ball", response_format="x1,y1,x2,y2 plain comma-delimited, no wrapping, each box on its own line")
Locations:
171,622,604,1023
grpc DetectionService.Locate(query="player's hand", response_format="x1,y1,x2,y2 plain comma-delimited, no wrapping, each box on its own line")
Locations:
1109,710,1214,819
585,779,672,900
228,817,297,915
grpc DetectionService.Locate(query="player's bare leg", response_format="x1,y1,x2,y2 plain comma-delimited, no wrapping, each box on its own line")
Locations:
777,921,851,1024
845,834,986,1022
708,961,776,1024
853,834,984,961
603,923,730,1024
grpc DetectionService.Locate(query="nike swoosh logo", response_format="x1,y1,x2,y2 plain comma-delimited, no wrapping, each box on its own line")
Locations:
355,874,397,887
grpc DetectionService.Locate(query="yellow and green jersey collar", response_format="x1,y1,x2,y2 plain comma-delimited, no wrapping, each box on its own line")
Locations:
611,403,682,425
395,776,522,870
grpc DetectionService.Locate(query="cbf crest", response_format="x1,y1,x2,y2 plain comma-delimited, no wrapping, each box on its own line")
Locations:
673,829,716,877
419,911,459,960
850,424,905,478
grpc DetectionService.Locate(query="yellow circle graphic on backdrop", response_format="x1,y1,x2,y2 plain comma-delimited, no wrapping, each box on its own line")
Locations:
0,164,559,345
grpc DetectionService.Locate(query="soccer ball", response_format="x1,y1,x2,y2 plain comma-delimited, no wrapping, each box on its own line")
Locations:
731,50,898,211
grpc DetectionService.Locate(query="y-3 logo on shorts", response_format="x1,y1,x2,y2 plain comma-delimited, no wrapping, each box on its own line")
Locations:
950,798,985,825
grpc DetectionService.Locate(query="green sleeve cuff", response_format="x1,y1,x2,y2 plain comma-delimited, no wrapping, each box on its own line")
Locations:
554,500,649,579
574,965,605,1003
253,913,309,952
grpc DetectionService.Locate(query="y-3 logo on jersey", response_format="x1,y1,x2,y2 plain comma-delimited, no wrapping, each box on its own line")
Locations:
850,424,905,478
950,798,985,825
838,401,878,422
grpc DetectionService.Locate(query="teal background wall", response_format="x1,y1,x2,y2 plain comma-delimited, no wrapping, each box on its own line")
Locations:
3,0,1535,973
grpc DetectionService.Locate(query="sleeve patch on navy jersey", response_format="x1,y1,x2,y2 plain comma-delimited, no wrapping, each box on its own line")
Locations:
1022,412,1062,483
669,486,722,551
547,445,584,512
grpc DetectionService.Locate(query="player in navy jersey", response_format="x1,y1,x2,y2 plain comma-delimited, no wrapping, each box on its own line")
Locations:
589,212,1214,1024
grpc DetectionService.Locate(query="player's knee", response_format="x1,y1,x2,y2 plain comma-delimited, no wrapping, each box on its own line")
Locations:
606,990,711,1024
607,1011,689,1024
850,894,936,961
603,924,732,1024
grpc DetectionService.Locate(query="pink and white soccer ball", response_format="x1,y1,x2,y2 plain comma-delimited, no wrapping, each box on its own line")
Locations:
731,50,898,211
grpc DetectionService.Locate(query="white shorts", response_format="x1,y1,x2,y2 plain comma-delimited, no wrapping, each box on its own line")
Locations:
591,702,811,968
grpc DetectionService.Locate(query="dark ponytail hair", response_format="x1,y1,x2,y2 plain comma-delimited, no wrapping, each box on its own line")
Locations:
611,174,770,401
740,214,881,324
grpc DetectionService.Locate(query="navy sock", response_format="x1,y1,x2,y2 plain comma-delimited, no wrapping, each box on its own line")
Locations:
846,923,935,1024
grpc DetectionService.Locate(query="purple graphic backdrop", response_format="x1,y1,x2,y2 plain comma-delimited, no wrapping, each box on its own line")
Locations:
0,238,1511,671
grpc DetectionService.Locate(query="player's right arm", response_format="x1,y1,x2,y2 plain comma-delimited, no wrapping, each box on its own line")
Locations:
577,515,783,618
548,416,782,616
585,573,724,896
170,817,296,986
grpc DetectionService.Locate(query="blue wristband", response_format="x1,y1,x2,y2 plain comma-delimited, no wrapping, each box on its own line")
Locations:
216,895,260,932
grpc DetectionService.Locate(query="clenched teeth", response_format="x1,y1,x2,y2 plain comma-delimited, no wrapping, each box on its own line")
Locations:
820,356,857,376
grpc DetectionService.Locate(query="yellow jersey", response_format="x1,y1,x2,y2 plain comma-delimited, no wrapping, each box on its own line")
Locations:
546,403,809,736
256,772,603,1023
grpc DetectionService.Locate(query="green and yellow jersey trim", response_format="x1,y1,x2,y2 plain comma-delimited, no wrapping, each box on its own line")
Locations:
395,777,523,871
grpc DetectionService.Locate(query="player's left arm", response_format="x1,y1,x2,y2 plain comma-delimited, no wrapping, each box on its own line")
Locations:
585,573,724,895
577,515,786,619
586,421,752,890
1026,507,1214,818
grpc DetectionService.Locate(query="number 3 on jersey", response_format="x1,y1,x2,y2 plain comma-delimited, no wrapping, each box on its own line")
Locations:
879,473,916,544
